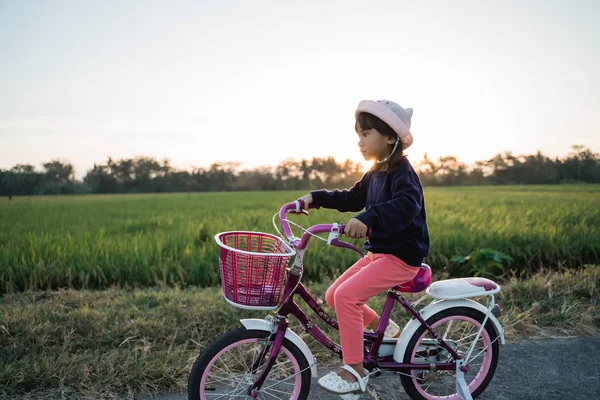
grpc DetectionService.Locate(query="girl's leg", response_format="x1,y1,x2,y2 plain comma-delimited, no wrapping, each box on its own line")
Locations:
325,254,379,328
334,254,420,379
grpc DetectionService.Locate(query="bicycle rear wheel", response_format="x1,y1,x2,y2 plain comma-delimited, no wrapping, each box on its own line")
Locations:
188,328,311,400
400,307,500,400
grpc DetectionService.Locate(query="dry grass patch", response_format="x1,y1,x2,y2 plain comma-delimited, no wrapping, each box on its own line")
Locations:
1,266,598,399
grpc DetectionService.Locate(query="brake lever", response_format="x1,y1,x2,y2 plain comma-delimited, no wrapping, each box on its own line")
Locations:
329,238,365,257
288,199,320,216
326,223,368,256
287,208,309,216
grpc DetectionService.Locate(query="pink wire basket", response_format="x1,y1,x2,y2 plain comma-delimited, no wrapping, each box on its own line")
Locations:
215,231,296,310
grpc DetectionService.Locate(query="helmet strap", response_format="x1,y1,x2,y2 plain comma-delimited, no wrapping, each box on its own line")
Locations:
376,138,399,164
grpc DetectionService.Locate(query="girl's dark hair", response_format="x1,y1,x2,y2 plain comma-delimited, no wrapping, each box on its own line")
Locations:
355,112,405,171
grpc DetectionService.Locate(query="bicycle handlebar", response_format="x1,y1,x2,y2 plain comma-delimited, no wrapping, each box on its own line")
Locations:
278,201,370,256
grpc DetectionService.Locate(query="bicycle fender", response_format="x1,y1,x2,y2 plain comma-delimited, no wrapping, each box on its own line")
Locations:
240,318,318,378
393,299,505,363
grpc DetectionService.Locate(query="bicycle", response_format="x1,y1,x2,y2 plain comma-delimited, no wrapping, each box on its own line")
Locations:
188,200,505,400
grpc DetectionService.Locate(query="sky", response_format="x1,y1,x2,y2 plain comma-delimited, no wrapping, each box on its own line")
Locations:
1,0,599,178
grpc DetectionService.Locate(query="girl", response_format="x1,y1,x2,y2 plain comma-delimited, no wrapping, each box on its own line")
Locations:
298,99,430,395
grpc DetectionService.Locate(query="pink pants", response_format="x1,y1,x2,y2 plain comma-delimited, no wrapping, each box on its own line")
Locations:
325,252,421,364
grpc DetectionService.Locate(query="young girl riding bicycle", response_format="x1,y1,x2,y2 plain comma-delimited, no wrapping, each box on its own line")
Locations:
298,99,430,395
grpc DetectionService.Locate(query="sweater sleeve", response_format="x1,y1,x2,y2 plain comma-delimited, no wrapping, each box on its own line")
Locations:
354,171,422,232
310,173,369,212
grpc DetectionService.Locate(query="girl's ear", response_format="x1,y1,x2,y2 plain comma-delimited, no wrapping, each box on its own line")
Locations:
387,136,397,145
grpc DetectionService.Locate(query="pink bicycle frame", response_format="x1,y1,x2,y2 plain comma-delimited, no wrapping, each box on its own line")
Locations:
279,200,368,254
248,201,463,397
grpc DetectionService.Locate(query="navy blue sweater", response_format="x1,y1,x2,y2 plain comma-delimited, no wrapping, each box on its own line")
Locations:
311,157,429,267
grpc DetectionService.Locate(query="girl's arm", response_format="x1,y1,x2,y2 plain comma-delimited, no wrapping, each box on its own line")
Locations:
309,173,369,212
354,172,422,232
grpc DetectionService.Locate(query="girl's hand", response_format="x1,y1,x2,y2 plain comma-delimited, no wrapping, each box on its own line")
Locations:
298,193,313,210
345,218,368,238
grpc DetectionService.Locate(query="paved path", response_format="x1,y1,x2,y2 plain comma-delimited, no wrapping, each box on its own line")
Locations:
144,336,600,400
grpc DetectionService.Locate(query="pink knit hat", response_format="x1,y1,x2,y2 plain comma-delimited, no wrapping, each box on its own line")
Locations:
355,100,414,150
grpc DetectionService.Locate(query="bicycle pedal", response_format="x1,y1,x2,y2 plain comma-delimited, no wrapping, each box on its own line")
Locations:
368,368,382,378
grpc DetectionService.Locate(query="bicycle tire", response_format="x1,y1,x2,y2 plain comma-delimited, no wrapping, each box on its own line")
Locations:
400,307,500,400
188,328,311,400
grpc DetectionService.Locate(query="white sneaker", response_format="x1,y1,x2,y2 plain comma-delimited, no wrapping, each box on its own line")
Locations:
317,365,369,394
366,319,400,338
384,319,400,338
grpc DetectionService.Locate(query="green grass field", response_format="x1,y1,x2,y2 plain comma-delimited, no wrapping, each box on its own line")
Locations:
1,185,599,293
1,185,599,399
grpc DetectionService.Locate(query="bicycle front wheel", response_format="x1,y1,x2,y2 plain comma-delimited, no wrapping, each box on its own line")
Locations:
188,328,311,400
400,307,500,400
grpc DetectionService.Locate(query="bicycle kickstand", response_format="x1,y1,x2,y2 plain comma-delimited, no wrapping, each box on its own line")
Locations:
455,359,473,400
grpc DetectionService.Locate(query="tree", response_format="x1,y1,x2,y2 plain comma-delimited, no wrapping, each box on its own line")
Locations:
204,162,240,191
415,153,441,186
275,158,302,190
310,157,340,186
131,157,163,192
41,160,75,194
234,167,276,191
6,165,43,195
84,164,118,193
560,145,600,183
2,146,599,196
436,156,468,186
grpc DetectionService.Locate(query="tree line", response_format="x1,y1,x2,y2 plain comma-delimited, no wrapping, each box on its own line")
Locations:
1,145,598,196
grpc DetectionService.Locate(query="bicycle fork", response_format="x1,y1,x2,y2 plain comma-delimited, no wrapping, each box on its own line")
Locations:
247,315,289,397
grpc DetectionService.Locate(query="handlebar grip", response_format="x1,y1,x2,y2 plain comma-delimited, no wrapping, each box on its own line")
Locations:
297,199,321,211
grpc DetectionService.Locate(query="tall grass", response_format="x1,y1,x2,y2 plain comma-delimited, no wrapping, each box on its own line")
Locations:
1,185,599,293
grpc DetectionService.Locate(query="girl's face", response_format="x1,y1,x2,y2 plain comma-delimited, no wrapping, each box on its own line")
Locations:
356,127,396,161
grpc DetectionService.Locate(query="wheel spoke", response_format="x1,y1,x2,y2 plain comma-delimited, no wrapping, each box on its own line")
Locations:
466,343,492,366
227,383,245,400
263,386,297,395
258,388,281,400
202,384,247,399
205,374,244,387
453,330,480,345
203,392,245,399
217,357,238,379
443,319,454,340
236,345,247,373
208,363,238,378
